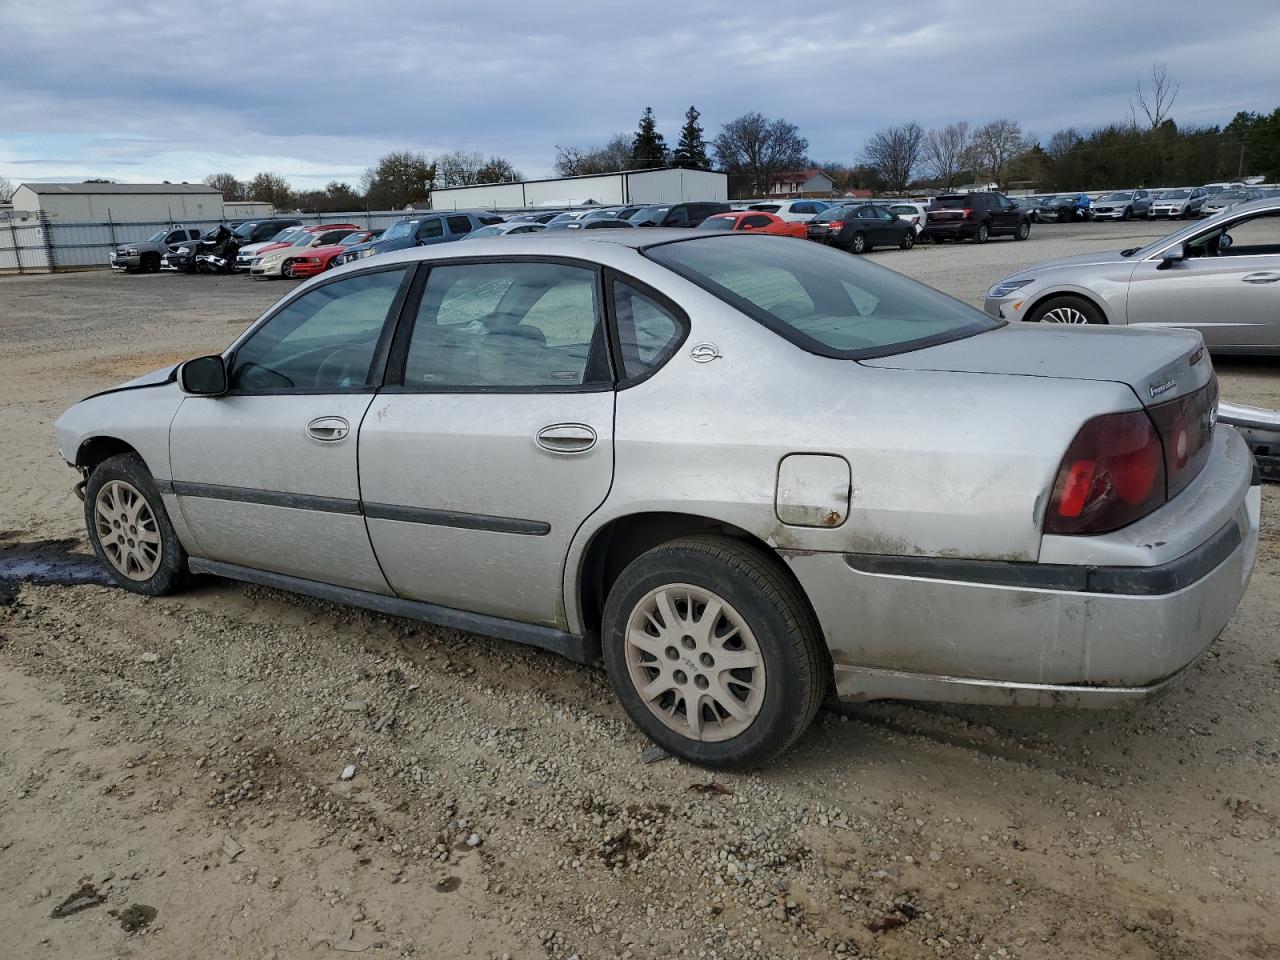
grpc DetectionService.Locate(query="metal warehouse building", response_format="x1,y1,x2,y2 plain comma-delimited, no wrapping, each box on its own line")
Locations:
430,167,727,211
9,182,224,222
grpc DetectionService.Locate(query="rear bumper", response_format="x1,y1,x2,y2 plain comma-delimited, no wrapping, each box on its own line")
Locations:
924,221,975,238
785,429,1260,707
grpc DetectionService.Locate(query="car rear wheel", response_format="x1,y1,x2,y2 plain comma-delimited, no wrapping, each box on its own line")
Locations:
899,232,914,250
601,535,826,769
84,453,189,595
974,222,990,243
1015,221,1030,241
1028,295,1106,326
847,231,868,254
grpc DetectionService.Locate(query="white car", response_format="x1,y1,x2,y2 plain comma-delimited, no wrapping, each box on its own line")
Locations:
250,228,368,279
746,199,830,222
883,201,928,235
233,228,310,272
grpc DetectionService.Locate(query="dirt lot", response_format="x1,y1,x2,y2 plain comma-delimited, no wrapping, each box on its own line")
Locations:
2,224,1279,960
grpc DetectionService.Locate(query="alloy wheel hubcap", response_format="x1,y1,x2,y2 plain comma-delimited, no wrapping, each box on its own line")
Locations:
624,583,765,742
1042,306,1090,324
94,480,162,580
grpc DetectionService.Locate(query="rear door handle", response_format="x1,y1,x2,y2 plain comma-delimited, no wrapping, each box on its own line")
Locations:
535,423,596,454
307,416,350,442
1242,273,1280,284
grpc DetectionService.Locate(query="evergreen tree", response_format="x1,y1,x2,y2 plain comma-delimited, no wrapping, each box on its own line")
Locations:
673,105,711,170
631,107,669,166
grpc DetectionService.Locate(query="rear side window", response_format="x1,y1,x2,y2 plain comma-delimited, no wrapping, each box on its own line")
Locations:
611,280,685,381
402,262,607,389
446,215,474,235
646,235,998,360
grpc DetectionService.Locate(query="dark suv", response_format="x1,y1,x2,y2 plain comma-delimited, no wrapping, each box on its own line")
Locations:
631,201,731,227
231,218,303,245
925,193,1030,243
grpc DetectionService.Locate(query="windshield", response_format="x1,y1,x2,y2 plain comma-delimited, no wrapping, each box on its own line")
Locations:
697,216,736,231
291,233,319,247
232,222,257,238
646,236,998,359
631,206,670,224
1213,190,1247,201
146,231,167,242
268,228,302,244
465,225,504,239
1100,192,1133,201
1158,190,1191,199
338,232,368,246
382,220,417,240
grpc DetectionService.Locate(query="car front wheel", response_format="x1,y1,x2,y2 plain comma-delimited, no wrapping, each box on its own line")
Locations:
1028,295,1106,325
84,453,190,595
602,536,826,769
1015,221,1030,241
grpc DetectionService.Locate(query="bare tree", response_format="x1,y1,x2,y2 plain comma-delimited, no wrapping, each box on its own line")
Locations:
712,111,808,197
922,122,970,190
1045,127,1081,163
436,151,486,187
861,122,924,193
204,172,246,201
1132,61,1179,130
554,134,635,176
968,119,1028,187
0,175,14,204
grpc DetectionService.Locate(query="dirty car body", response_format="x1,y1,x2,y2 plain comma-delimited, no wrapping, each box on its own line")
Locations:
55,232,1260,767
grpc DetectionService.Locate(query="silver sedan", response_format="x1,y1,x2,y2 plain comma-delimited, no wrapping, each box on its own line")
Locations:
55,231,1260,768
985,197,1280,353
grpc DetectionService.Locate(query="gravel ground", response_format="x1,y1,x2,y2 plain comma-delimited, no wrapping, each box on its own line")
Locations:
2,227,1279,960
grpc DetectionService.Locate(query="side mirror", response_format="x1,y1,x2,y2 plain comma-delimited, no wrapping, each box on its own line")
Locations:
310,239,323,247
1157,242,1188,270
1219,233,1233,251
179,355,228,396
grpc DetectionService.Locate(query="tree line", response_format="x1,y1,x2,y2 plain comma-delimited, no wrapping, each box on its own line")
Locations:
196,66,1280,211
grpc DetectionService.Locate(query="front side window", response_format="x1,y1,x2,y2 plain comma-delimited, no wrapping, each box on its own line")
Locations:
741,215,772,229
1189,211,1280,257
402,262,606,389
646,235,998,359
612,281,685,381
229,268,406,392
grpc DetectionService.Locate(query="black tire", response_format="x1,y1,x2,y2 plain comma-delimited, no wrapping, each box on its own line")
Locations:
141,253,160,273
601,535,827,770
850,231,868,254
1014,220,1030,241
974,222,990,243
83,453,190,596
899,231,915,250
1027,294,1106,326
1122,206,1133,221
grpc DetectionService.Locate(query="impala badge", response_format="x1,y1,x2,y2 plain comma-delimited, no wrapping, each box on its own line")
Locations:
690,342,721,363
1149,379,1177,399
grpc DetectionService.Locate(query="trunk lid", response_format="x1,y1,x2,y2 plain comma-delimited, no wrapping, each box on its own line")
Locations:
860,322,1211,407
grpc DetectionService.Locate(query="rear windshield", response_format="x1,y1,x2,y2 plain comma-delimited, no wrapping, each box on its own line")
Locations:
645,235,998,359
931,195,969,209
1099,192,1133,201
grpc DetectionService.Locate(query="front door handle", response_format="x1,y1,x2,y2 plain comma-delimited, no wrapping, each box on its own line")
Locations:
307,416,350,442
536,423,596,454
1242,273,1280,284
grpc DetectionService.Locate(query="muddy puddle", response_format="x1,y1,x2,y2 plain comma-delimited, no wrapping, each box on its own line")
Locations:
0,537,112,602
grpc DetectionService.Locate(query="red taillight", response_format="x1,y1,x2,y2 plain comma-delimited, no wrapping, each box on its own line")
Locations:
962,207,973,219
1045,411,1165,535
828,220,845,231
1147,376,1217,500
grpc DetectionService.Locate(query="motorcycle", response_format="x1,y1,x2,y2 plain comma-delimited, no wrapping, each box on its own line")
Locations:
193,225,241,274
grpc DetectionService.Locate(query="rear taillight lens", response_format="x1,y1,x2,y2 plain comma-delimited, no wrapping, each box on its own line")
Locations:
1045,411,1166,535
1148,376,1217,500
827,220,845,231
962,207,973,219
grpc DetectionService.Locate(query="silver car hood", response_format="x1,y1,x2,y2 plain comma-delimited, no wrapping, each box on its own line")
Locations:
1003,249,1132,280
862,323,1209,406
119,363,180,389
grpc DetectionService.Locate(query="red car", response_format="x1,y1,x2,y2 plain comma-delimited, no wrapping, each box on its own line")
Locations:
697,211,807,238
279,230,380,279
244,222,360,268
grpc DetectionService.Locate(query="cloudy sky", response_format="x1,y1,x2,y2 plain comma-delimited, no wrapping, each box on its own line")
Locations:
2,0,1277,191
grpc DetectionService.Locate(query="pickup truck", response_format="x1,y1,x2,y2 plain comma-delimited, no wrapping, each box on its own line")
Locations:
109,227,204,273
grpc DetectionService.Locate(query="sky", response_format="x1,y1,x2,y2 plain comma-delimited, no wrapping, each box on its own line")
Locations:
2,0,1278,191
